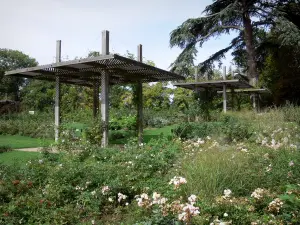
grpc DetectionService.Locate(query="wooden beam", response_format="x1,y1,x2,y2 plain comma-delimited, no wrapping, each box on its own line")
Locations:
101,30,110,147
223,66,227,113
137,44,143,145
55,40,61,142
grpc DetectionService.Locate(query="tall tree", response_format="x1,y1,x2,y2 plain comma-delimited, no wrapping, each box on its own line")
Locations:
169,0,279,85
259,1,300,105
0,49,38,101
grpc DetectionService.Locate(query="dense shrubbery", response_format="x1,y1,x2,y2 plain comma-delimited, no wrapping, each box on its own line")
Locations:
2,107,300,224
0,112,54,138
172,114,252,142
172,122,223,139
109,115,136,131
0,137,183,224
0,145,12,153
144,109,184,128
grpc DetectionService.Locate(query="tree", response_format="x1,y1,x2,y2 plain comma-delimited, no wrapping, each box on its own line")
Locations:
143,83,171,110
21,80,54,111
169,0,282,85
259,1,300,105
0,49,38,101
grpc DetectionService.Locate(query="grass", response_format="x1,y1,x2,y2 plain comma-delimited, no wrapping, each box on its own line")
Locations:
109,125,176,144
0,135,53,149
0,125,176,165
0,150,40,165
143,125,175,142
2,107,300,224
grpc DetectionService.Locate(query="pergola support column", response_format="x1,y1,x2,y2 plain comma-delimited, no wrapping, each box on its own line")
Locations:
223,66,227,113
101,30,110,147
137,44,143,145
93,80,99,118
55,40,61,142
231,88,235,111
258,94,261,113
252,93,257,112
195,67,200,122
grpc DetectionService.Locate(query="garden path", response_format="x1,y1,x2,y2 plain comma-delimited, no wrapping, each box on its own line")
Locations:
14,147,58,153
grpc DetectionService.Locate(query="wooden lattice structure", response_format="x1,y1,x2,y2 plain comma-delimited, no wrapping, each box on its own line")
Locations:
5,30,184,146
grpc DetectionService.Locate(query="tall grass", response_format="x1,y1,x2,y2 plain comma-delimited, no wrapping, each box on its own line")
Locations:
179,105,300,204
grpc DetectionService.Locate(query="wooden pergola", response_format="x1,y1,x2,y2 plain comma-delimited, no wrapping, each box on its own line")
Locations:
5,30,184,147
174,66,253,113
217,88,271,112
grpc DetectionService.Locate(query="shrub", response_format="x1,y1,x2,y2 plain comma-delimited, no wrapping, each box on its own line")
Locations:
0,112,54,139
220,114,253,142
172,122,223,140
281,103,300,124
109,130,135,141
0,145,12,153
109,115,136,131
0,137,182,224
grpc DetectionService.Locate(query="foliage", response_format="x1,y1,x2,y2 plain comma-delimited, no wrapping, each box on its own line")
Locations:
173,114,252,142
0,49,38,101
109,115,137,131
0,137,181,224
109,130,135,142
0,135,52,149
219,114,253,142
0,112,54,139
20,80,54,111
169,0,279,81
172,122,222,140
281,103,300,124
0,151,40,165
2,107,300,223
0,145,12,154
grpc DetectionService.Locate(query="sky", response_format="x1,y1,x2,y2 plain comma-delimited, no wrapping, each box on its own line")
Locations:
0,0,235,73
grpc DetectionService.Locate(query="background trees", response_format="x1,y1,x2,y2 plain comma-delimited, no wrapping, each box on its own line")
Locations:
0,49,38,101
170,0,300,105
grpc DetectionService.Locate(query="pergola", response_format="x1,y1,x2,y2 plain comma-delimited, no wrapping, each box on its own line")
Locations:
217,88,271,112
5,30,184,147
174,66,253,113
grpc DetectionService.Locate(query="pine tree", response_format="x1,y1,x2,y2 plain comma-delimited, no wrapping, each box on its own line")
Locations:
169,0,284,86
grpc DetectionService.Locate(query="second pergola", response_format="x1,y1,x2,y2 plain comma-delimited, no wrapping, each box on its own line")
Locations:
174,66,253,113
5,30,184,147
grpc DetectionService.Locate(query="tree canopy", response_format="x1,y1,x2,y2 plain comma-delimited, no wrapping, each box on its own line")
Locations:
169,0,299,86
0,49,38,101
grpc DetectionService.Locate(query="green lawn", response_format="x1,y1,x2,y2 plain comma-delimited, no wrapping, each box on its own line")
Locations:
0,125,176,149
0,135,53,149
0,126,176,165
0,150,41,165
143,125,175,142
110,125,176,144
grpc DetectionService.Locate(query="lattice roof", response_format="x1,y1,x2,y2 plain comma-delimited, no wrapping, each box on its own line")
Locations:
174,79,252,91
217,88,270,94
5,54,184,86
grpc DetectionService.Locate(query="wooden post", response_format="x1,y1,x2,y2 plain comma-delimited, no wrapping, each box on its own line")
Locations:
231,88,235,111
54,40,61,142
195,67,200,122
137,44,143,145
253,93,257,112
93,81,99,118
101,30,110,147
223,66,227,113
257,93,261,113
195,67,199,81
195,67,200,92
231,70,235,111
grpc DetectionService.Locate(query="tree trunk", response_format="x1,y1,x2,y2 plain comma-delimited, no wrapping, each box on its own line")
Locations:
242,6,259,86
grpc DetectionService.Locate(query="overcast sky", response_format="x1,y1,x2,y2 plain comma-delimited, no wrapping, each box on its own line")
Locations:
0,0,234,71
